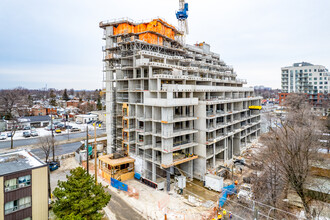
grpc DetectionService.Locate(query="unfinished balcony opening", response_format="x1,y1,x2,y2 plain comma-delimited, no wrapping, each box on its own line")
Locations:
216,104,225,115
206,119,215,130
144,80,149,90
129,144,136,154
215,140,225,153
216,117,224,127
227,103,232,112
206,145,214,158
216,128,225,138
155,151,161,164
206,105,214,116
155,123,161,136
226,115,232,123
215,152,225,167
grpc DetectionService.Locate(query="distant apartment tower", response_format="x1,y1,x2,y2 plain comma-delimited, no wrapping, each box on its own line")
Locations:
0,150,48,220
100,18,262,182
280,62,329,106
281,62,329,93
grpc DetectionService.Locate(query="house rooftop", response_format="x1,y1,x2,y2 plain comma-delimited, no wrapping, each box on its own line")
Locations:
0,150,46,176
20,115,51,122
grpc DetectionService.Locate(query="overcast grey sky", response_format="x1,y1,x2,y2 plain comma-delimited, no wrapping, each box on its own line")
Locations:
0,0,329,90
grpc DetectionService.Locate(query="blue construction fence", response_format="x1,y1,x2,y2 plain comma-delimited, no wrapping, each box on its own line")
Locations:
111,178,128,192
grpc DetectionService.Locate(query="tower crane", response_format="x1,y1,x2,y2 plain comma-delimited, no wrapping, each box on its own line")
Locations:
176,0,189,44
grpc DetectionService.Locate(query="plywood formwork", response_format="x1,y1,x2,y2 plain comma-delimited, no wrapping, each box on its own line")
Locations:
99,154,135,182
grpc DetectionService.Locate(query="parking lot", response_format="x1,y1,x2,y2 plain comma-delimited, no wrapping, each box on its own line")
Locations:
0,121,102,141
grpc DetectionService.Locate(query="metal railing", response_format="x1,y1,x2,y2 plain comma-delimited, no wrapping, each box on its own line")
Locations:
5,202,31,215
4,181,31,192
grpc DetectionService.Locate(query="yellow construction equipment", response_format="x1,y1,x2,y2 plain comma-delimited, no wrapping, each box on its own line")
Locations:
249,106,262,110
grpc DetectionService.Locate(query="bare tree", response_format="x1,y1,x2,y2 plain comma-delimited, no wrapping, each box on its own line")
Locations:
261,93,323,217
252,144,285,210
9,119,20,149
38,135,55,163
38,135,56,199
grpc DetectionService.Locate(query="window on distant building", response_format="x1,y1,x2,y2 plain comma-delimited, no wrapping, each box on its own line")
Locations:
314,82,317,85
324,77,327,80
320,82,323,85
320,86,323,89
309,69,311,72
320,73,322,76
325,82,328,84
304,69,307,72
314,69,317,72
314,77,317,80
309,82,312,84
4,197,31,215
309,73,312,76
4,175,31,192
320,77,323,80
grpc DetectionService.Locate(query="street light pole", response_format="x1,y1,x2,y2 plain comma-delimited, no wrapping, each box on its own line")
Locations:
86,123,89,175
66,114,70,141
94,123,98,184
51,113,55,162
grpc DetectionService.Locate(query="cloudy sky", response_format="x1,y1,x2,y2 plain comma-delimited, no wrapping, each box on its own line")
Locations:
0,0,329,90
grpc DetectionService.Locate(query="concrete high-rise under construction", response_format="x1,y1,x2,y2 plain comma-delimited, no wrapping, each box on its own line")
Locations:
100,18,261,183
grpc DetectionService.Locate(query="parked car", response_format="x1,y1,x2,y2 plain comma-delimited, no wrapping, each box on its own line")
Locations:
76,121,82,124
56,124,65,129
48,161,60,171
45,125,55,131
23,131,31,138
70,127,81,132
55,129,62,134
0,133,7,140
23,126,31,130
30,131,38,137
7,132,13,137
66,125,73,129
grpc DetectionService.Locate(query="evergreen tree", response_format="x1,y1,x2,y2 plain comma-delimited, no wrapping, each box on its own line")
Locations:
49,89,57,106
62,89,69,101
53,167,111,220
97,98,102,110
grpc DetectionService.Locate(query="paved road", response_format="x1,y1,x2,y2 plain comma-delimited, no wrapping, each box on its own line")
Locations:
0,129,106,149
104,188,145,220
31,141,82,159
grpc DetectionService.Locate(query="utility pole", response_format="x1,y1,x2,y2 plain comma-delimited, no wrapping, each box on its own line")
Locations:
94,123,97,184
51,113,55,162
86,123,89,175
66,114,70,141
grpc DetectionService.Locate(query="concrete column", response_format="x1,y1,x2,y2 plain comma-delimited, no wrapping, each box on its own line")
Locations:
152,163,156,182
213,143,216,167
149,66,152,78
166,167,171,192
190,161,193,180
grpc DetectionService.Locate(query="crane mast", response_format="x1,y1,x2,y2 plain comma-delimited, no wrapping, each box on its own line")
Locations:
176,0,189,45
